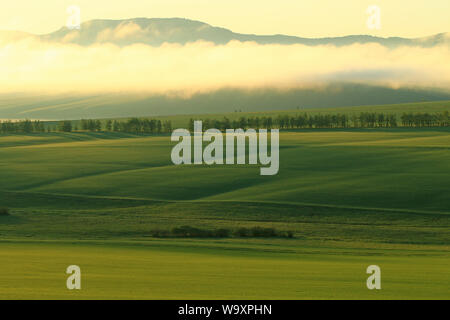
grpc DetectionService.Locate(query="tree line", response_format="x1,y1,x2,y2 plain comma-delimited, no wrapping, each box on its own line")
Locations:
189,111,449,130
78,118,173,134
1,111,449,134
0,120,46,134
400,112,449,127
0,118,173,134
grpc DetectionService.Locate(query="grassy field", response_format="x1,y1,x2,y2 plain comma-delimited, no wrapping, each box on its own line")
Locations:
0,123,449,299
1,240,448,300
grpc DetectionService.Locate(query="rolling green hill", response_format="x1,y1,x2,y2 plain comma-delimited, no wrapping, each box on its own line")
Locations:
0,120,449,299
2,129,448,213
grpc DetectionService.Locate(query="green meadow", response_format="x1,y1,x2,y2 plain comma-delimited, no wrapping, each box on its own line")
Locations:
1,240,448,300
0,104,449,299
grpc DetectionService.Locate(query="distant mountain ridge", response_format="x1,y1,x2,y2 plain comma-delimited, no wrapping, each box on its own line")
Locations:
4,17,450,47
2,85,450,120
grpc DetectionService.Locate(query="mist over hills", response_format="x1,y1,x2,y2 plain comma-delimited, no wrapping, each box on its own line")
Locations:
1,84,450,120
1,18,450,120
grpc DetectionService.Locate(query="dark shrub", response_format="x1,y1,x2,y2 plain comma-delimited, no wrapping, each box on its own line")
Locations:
161,225,291,239
169,226,232,238
172,226,211,238
234,227,250,237
0,208,9,216
214,228,231,238
249,227,277,237
150,229,170,238
172,226,195,237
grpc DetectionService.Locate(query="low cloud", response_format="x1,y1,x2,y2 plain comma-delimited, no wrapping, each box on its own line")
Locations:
97,22,147,42
0,33,449,96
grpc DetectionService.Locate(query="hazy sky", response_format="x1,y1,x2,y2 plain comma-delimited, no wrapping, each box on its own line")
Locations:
1,1,449,96
1,0,449,38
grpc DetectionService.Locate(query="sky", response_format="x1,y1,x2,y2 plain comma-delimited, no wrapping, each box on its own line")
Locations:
1,0,449,38
0,0,449,96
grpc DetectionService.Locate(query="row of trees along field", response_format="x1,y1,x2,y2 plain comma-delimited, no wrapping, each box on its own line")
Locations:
0,118,173,134
189,111,450,130
79,119,171,133
0,120,46,133
0,111,449,134
59,118,174,133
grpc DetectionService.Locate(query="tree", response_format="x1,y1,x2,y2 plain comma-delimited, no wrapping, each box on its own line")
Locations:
22,120,33,133
113,120,120,132
59,121,72,132
95,120,102,131
106,120,112,131
163,120,172,133
156,120,162,133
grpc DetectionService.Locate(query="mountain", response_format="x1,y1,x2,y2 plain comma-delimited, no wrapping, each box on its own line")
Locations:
0,30,37,44
8,17,449,47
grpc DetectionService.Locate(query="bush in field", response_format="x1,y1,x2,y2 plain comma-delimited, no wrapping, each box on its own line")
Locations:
154,226,293,239
249,227,277,237
171,226,231,238
214,228,231,238
172,226,230,238
234,227,278,237
172,226,212,238
285,231,294,238
233,227,250,237
0,208,10,216
150,229,170,238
